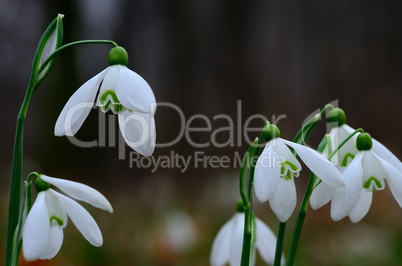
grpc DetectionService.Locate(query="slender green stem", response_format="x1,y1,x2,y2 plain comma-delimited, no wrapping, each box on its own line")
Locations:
5,73,37,266
36,40,118,78
10,173,35,266
293,104,334,145
240,133,264,266
5,38,117,266
274,222,286,266
286,173,317,266
286,137,328,266
328,128,363,160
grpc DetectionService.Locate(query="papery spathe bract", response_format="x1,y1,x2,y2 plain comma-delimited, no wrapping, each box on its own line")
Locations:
22,175,112,261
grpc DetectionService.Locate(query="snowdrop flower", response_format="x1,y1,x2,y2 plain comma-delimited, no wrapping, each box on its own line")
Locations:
324,108,359,169
55,46,156,156
254,123,345,222
210,203,281,266
22,175,113,261
330,133,402,222
310,108,358,209
310,108,402,214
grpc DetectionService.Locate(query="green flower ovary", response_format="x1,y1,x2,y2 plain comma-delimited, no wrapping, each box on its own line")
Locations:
50,215,64,226
280,161,299,180
99,90,126,114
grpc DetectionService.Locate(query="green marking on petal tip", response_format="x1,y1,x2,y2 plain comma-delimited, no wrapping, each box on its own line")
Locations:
100,90,119,105
363,176,382,190
99,90,126,114
50,215,64,226
281,161,298,180
341,153,355,167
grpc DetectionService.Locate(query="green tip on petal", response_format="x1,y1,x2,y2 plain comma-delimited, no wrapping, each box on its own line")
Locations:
356,132,373,151
108,46,129,66
262,124,281,142
236,199,246,213
327,108,346,127
35,176,51,192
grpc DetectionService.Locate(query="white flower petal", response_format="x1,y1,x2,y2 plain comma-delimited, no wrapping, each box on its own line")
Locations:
118,110,156,156
45,190,68,229
210,215,234,266
229,213,245,266
98,66,119,97
41,226,64,260
282,139,345,187
374,154,402,208
372,138,402,174
330,152,364,221
348,190,373,223
52,191,103,247
255,218,279,265
23,192,51,261
54,69,107,136
254,143,281,202
310,181,334,210
269,179,297,222
361,151,385,190
41,175,113,213
328,125,359,168
273,139,302,176
115,66,156,114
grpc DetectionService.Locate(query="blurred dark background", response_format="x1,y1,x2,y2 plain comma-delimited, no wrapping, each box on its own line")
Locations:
1,0,402,265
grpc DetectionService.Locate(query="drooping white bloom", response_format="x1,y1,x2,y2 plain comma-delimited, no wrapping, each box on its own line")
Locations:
310,124,402,221
22,175,113,261
325,124,358,169
55,47,156,156
330,133,402,222
210,212,281,266
254,135,345,222
310,124,358,209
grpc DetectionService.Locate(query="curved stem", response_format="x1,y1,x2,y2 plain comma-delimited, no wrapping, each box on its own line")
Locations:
328,128,364,160
293,104,334,145
5,38,117,265
35,40,118,89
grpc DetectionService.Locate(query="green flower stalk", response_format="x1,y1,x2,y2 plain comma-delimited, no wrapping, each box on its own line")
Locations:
5,14,64,266
5,14,121,265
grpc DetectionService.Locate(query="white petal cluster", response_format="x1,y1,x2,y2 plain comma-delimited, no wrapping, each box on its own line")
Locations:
254,138,344,222
210,213,281,266
311,126,402,223
22,175,113,261
55,65,156,156
331,144,402,222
